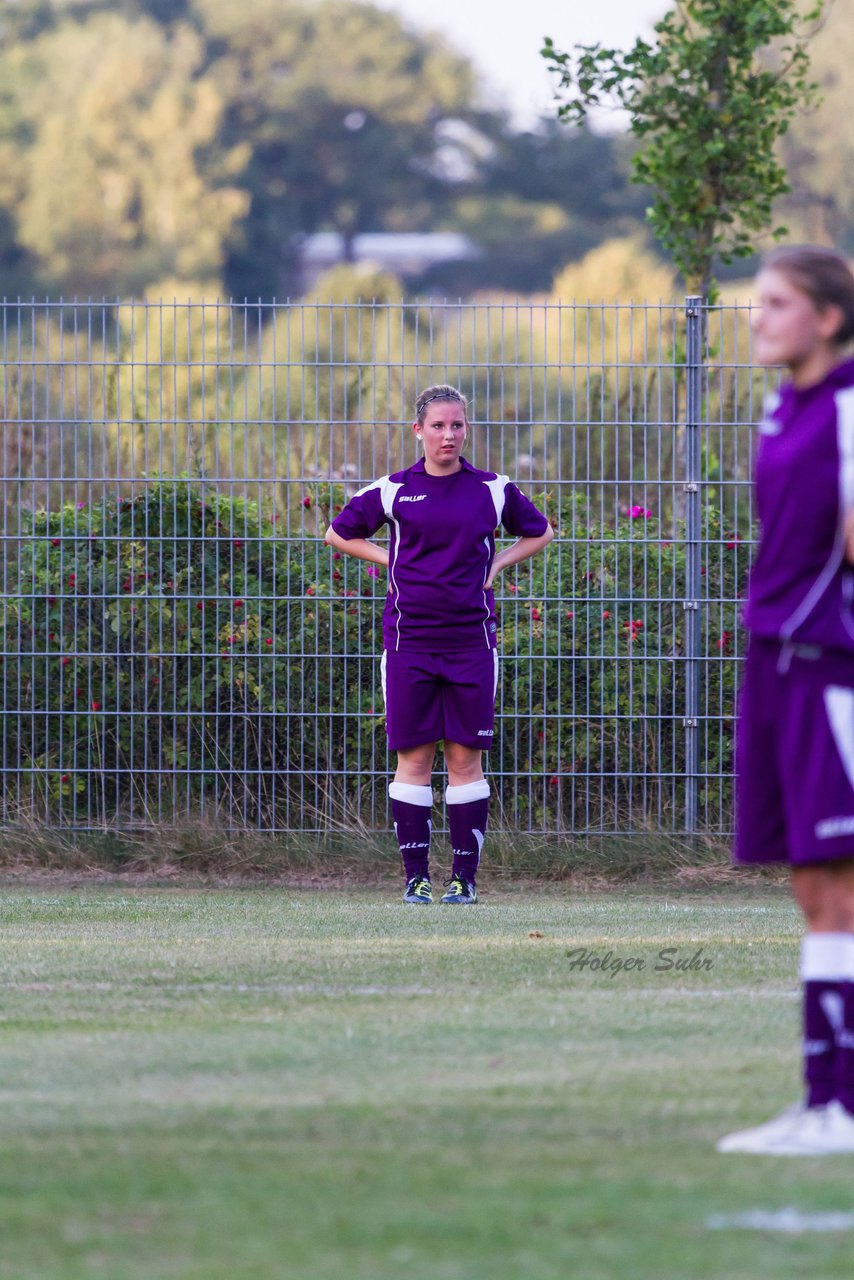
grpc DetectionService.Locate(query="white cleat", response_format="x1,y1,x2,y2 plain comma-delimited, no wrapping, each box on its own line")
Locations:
716,1103,823,1155
771,1101,854,1156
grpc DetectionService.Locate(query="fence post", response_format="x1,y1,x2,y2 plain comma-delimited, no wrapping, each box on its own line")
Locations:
683,295,704,835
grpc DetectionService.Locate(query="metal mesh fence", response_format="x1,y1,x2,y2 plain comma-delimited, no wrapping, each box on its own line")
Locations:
0,297,769,834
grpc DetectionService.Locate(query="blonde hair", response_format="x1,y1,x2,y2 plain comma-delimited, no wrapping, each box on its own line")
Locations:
414,384,468,425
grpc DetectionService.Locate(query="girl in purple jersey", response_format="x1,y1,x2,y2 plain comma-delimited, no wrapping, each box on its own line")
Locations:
718,246,854,1155
325,384,553,904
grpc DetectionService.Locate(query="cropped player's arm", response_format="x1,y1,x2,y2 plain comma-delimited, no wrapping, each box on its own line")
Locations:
324,524,390,568
485,525,553,589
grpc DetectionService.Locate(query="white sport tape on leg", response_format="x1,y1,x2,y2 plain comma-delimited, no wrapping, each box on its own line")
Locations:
388,781,434,807
800,933,851,982
445,780,491,805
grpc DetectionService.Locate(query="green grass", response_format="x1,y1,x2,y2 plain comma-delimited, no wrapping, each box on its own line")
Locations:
0,880,851,1279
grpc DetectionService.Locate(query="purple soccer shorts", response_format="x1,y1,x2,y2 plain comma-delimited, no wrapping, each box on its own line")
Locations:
735,636,854,865
380,648,499,751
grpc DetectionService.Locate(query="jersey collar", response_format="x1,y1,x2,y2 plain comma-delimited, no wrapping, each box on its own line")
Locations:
412,456,472,475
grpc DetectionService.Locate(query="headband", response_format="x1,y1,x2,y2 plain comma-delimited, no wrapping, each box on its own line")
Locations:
416,391,465,412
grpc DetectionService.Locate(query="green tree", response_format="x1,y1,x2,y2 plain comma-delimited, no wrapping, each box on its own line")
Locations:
195,0,484,298
774,0,854,252
1,11,248,295
424,120,650,294
543,0,825,297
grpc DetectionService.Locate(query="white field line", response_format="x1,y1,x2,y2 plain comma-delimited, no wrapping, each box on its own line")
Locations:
706,1208,854,1233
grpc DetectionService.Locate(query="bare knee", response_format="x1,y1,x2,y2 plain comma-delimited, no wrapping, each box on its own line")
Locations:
792,862,854,931
443,741,484,787
394,743,436,786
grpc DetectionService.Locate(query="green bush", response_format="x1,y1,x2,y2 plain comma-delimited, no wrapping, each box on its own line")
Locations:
0,481,747,832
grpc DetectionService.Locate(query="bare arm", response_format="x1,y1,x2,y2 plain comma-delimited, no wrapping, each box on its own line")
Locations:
486,525,554,589
324,524,390,568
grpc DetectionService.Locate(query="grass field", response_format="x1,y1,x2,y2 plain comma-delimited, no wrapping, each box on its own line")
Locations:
1,877,852,1279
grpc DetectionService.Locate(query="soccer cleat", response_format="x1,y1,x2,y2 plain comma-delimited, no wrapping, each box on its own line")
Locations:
440,874,477,905
716,1102,826,1155
768,1100,854,1156
403,876,433,905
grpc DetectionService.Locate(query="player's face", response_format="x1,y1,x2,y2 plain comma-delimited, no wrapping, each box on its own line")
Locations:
751,268,842,374
415,400,468,474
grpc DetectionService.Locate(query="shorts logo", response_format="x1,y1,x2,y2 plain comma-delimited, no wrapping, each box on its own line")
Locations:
816,815,854,839
398,495,426,503
476,729,493,737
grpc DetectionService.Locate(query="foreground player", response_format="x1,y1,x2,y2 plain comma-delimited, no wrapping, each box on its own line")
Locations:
718,246,854,1156
325,385,553,904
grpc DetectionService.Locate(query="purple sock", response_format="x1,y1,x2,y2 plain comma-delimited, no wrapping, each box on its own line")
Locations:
801,934,847,1108
836,938,854,1117
389,781,433,882
446,780,490,883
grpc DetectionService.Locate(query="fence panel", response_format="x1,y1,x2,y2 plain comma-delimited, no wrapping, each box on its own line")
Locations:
0,297,766,834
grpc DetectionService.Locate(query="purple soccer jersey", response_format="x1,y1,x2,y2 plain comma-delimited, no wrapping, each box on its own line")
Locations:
330,457,549,652
744,358,854,652
735,357,854,866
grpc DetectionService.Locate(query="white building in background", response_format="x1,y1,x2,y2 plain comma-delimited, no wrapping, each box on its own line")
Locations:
297,231,481,290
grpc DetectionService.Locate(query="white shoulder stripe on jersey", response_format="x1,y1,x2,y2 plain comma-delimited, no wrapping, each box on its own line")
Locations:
778,388,854,641
483,474,510,527
758,389,783,436
380,476,404,519
352,475,387,500
350,474,403,520
824,684,854,793
836,387,854,511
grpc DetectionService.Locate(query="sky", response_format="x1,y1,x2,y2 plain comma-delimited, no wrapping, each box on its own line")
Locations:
372,0,668,127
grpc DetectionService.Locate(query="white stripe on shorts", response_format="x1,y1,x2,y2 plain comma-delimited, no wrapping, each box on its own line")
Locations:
823,684,854,792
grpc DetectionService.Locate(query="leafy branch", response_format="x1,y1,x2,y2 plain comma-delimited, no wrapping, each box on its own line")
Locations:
543,0,826,298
